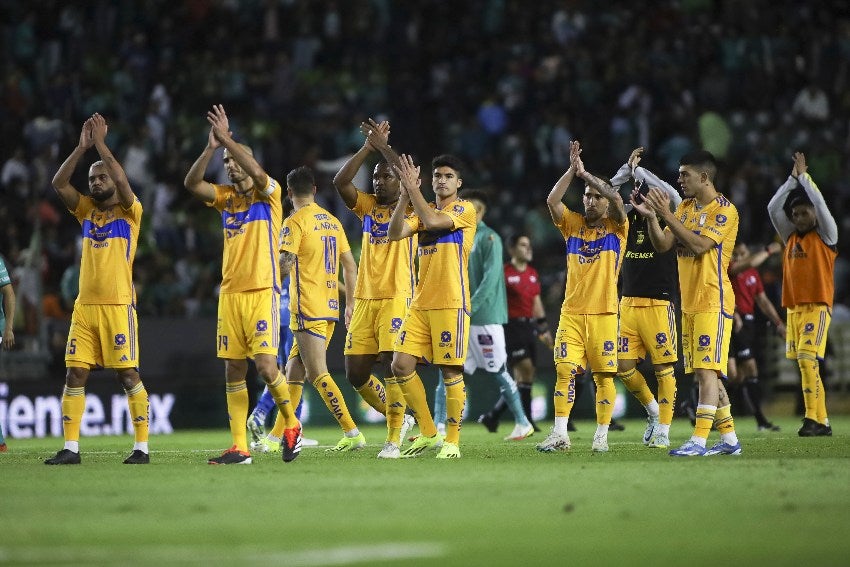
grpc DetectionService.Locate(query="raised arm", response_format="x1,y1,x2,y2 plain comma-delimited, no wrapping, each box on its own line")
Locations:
793,153,838,245
333,120,390,209
361,118,401,172
340,250,357,328
51,118,94,211
644,187,715,255
208,104,270,192
575,152,626,224
546,140,580,224
184,124,220,204
90,113,134,209
394,154,454,232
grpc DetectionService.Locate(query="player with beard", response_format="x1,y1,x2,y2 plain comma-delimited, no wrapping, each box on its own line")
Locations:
185,105,301,464
45,114,150,465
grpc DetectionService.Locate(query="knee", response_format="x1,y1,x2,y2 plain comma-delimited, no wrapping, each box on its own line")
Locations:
65,367,88,388
116,369,141,390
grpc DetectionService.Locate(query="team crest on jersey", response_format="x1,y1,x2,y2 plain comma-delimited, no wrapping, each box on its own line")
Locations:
715,213,727,226
636,230,645,245
656,332,667,345
698,213,707,226
452,204,465,214
115,334,126,346
256,320,268,332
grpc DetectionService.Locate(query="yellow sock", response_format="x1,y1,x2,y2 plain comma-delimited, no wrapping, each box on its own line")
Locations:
384,377,406,444
593,373,616,425
714,404,735,435
655,367,677,426
124,382,149,443
312,372,357,432
798,354,819,421
356,375,387,416
269,411,286,438
693,404,717,440
225,380,249,452
288,382,305,414
61,386,86,443
617,367,654,406
397,371,437,437
553,363,578,418
268,371,297,428
444,376,466,445
812,360,829,424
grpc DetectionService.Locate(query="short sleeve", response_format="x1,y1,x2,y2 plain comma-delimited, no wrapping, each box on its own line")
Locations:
350,191,375,220
555,209,583,238
279,216,302,254
701,204,738,245
440,199,477,230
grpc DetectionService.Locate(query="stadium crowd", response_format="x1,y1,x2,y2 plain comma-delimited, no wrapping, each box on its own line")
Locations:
1,0,848,337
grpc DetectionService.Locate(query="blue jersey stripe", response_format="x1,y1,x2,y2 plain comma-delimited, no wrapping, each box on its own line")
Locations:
220,201,273,229
565,233,622,257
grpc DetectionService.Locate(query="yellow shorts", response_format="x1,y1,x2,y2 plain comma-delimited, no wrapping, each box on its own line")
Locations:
288,320,335,361
786,304,831,359
66,304,139,369
553,312,618,372
394,307,470,366
216,290,279,359
344,296,409,355
681,311,733,374
618,300,678,364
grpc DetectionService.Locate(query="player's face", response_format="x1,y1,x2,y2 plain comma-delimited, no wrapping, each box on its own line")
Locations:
88,164,115,202
583,186,608,222
432,166,462,200
677,165,702,197
732,244,750,262
791,204,816,233
222,150,249,184
373,162,399,205
512,236,533,263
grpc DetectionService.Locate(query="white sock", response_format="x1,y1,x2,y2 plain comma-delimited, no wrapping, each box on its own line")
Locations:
345,427,360,438
656,423,670,436
689,436,707,448
720,432,739,445
133,442,149,453
553,416,569,435
64,441,79,453
595,424,609,436
645,399,660,417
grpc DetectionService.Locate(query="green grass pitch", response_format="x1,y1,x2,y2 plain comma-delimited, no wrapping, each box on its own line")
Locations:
2,416,849,566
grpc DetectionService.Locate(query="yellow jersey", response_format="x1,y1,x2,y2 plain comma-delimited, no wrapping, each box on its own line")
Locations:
556,210,627,315
671,194,738,314
404,199,477,312
281,202,351,324
73,196,142,305
349,191,417,300
208,177,283,293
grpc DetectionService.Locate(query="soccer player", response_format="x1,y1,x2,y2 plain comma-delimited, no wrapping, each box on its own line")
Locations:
45,113,150,465
767,151,837,437
435,189,533,442
278,166,366,452
536,141,627,453
727,241,786,431
184,104,301,464
478,234,553,434
607,147,682,449
0,252,16,452
333,120,417,459
388,153,477,459
635,150,741,456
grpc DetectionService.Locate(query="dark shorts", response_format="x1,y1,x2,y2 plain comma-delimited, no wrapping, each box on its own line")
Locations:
505,318,537,365
731,315,756,361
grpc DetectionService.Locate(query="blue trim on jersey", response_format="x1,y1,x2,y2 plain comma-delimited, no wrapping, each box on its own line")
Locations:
565,233,622,258
220,201,272,229
362,215,389,238
82,219,132,260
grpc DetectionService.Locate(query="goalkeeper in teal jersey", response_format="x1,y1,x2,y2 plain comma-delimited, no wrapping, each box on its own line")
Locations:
434,190,534,441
